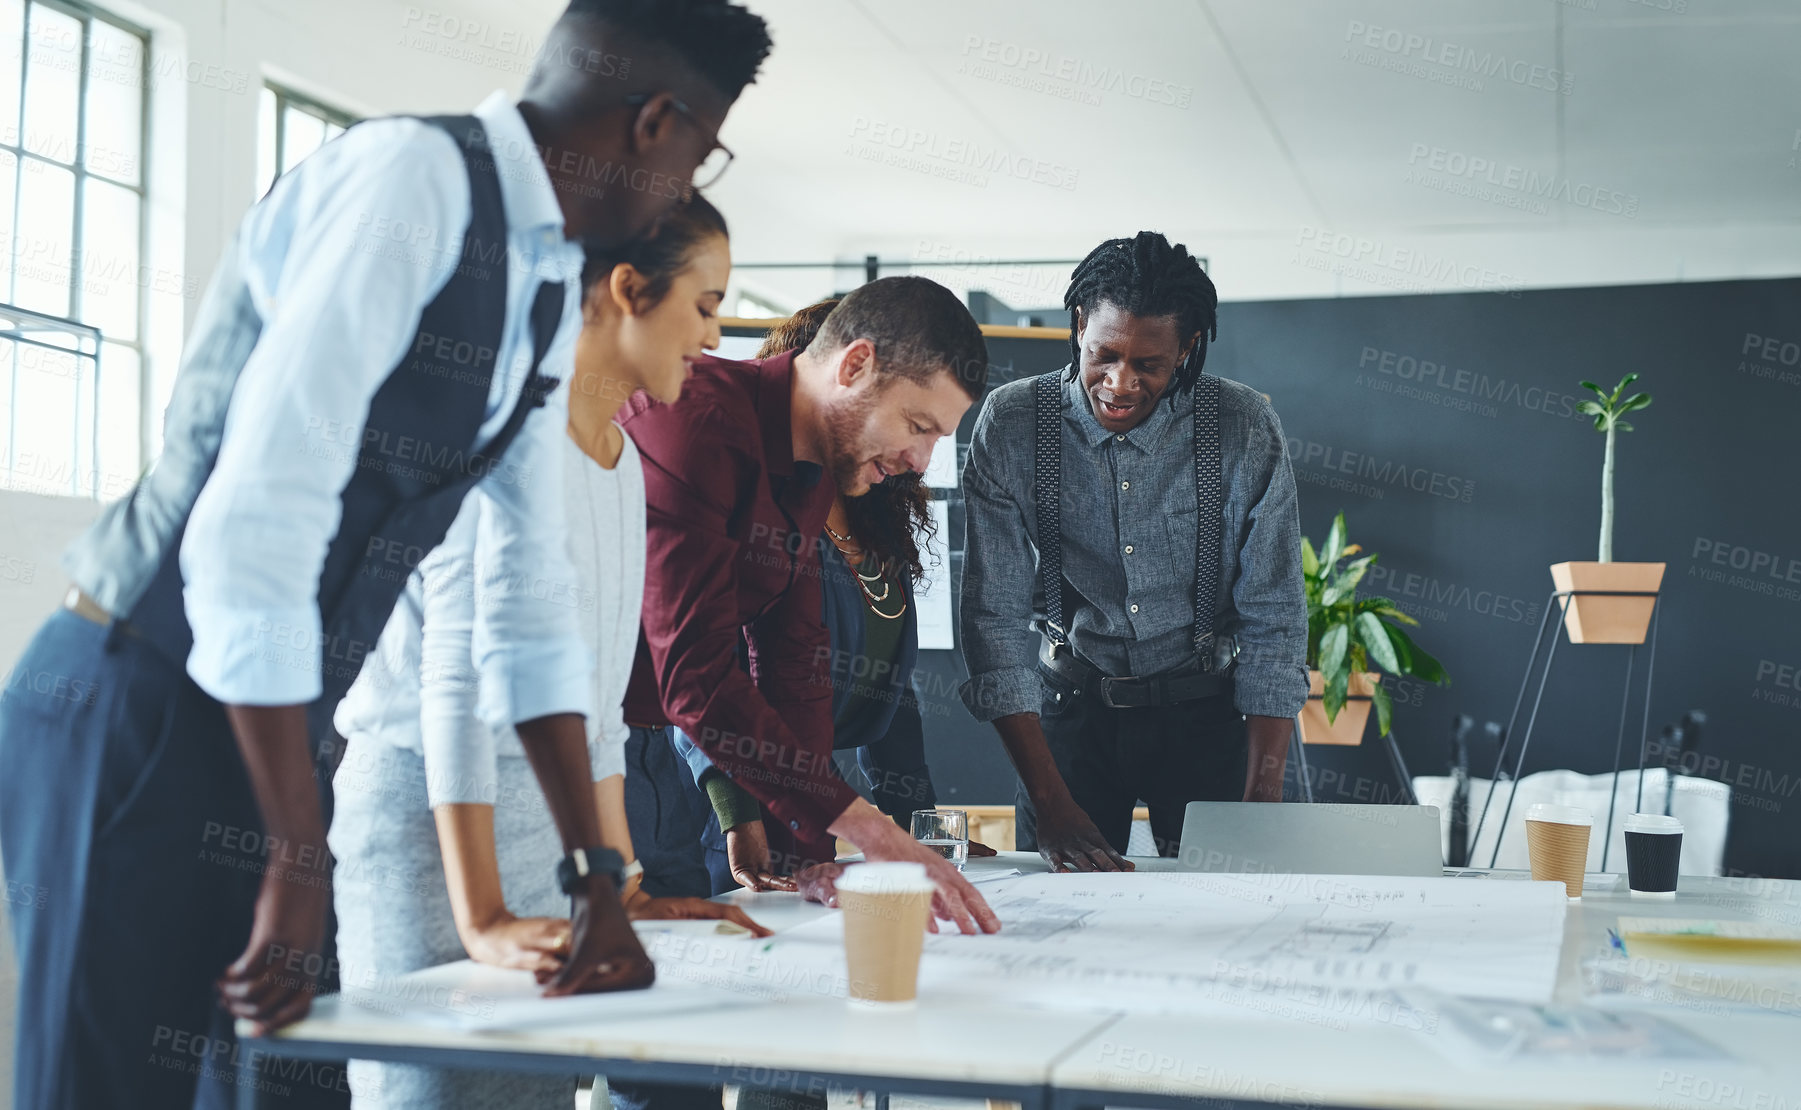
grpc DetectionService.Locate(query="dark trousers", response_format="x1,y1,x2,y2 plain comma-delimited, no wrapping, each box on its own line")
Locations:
1015,669,1249,858
0,610,265,1109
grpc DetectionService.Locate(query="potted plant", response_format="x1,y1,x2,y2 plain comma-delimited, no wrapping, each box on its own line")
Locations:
1551,374,1663,643
1299,512,1449,745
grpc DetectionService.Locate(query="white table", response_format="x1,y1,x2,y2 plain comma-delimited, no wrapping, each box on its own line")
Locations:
243,854,1801,1110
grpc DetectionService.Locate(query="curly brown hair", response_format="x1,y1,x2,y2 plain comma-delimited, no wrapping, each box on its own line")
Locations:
757,299,936,586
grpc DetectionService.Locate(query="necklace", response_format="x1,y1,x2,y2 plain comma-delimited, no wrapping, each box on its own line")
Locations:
824,519,854,544
853,557,905,619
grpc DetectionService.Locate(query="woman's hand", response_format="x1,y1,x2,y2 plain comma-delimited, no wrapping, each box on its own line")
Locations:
463,911,573,975
625,895,772,937
725,820,798,892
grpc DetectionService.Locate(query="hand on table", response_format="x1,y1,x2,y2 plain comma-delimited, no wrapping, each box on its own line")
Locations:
796,861,846,907
625,894,771,937
464,913,571,975
1036,799,1133,873
968,840,999,858
539,877,655,994
216,860,331,1035
725,820,798,892
834,800,1001,935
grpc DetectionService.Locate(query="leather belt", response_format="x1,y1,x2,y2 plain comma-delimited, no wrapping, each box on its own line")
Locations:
1037,639,1231,709
63,587,140,639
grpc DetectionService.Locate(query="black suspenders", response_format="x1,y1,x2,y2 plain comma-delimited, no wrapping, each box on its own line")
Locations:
1033,369,1227,672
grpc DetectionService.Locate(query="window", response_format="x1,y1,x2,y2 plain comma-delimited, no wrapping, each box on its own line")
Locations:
0,0,150,500
258,83,354,194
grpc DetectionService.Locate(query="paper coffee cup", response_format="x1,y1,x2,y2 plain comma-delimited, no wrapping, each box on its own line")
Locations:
837,862,936,1005
1524,803,1593,899
1622,813,1683,898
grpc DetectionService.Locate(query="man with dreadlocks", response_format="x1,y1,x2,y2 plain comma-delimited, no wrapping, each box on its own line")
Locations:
958,231,1308,871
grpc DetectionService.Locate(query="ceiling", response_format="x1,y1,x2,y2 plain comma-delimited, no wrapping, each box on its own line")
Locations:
501,0,1801,310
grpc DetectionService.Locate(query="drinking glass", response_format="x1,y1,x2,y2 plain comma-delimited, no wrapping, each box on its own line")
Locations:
910,809,969,871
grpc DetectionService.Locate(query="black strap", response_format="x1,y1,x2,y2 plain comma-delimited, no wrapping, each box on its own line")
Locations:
1032,369,1225,671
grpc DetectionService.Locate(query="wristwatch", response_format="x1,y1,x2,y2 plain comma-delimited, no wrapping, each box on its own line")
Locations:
556,846,627,895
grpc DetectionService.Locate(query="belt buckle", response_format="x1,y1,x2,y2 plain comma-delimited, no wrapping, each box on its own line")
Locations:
1098,676,1137,709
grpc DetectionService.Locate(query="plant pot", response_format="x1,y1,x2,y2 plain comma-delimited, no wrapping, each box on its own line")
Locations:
1549,561,1664,644
1298,670,1380,746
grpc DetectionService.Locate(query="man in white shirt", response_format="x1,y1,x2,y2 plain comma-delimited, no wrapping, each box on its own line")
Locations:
0,3,772,1107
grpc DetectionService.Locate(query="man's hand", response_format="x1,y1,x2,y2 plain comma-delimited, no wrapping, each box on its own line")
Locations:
216,859,331,1036
725,820,798,892
830,798,1001,935
541,875,655,993
968,840,999,858
796,861,846,906
1243,715,1290,802
625,895,771,937
464,912,571,975
1035,797,1134,873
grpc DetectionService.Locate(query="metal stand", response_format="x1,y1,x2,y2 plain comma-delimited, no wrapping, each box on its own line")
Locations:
1468,588,1662,871
1291,711,1419,806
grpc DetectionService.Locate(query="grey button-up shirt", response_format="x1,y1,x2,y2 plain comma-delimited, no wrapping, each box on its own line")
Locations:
958,370,1309,722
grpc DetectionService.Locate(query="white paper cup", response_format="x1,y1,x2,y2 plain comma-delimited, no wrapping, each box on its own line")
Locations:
837,863,936,1006
1524,803,1593,899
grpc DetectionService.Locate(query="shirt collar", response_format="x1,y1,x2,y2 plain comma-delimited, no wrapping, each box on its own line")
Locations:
1064,368,1181,454
472,91,566,238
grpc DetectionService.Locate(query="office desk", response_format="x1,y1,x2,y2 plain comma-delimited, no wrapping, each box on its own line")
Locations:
243,856,1801,1110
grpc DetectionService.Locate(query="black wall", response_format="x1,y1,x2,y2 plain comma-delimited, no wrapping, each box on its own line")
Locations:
907,276,1801,881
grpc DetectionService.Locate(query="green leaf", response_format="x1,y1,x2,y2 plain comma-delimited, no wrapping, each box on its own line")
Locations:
1575,400,1604,417
1387,624,1449,684
1383,621,1414,673
1620,392,1652,413
1579,379,1604,397
1610,373,1638,403
1369,605,1419,626
1615,420,1633,433
1300,536,1319,579
1323,554,1374,606
1323,666,1349,723
1593,414,1608,431
1372,680,1393,737
1322,512,1346,571
1357,611,1400,673
1320,622,1349,679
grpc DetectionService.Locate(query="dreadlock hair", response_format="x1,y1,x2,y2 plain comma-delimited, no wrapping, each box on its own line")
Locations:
1062,231,1219,407
548,0,773,104
759,298,936,588
580,192,728,306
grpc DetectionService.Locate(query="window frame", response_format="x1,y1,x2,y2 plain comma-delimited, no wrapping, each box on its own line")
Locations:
262,80,355,194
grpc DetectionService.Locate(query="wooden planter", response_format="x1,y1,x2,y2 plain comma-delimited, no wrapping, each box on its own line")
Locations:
1549,561,1664,644
1298,670,1381,746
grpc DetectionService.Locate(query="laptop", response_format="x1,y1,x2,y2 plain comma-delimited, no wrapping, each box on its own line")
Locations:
1175,802,1445,876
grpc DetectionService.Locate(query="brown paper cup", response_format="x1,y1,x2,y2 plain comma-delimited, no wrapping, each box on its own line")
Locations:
837,863,936,1005
1525,803,1593,899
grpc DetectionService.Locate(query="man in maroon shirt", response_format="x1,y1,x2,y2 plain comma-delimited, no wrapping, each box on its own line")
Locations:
620,276,999,933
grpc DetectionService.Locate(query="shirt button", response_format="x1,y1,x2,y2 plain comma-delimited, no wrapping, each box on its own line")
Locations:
1130,604,1140,613
1121,481,1130,490
789,820,801,831
1116,434,1125,442
1124,545,1134,554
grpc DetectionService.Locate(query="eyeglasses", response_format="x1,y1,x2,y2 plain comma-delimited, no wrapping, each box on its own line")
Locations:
624,92,735,190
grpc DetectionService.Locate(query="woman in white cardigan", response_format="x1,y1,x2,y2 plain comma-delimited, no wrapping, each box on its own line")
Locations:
330,195,762,1109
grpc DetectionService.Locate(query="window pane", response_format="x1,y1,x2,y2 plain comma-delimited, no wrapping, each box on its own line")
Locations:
14,155,73,316
0,149,14,304
79,176,138,339
22,4,80,163
280,105,325,174
257,85,275,195
0,338,12,478
324,120,343,142
96,339,137,499
11,334,81,495
0,0,24,148
83,20,142,186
